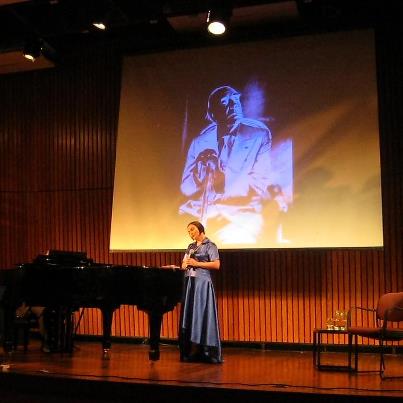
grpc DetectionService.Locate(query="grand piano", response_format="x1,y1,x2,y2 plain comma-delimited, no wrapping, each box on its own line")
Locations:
0,250,183,360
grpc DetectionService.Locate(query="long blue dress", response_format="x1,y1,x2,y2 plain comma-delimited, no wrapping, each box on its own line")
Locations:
179,238,222,363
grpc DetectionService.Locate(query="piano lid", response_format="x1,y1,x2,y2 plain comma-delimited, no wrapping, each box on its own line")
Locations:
33,250,92,266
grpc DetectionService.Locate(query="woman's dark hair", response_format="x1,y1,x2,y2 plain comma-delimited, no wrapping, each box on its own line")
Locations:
187,221,205,234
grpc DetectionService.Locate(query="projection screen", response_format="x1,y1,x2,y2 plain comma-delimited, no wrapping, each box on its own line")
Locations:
110,29,383,250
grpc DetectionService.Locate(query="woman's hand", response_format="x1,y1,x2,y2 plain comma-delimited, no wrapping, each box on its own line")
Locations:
182,257,197,268
186,257,198,267
182,257,220,270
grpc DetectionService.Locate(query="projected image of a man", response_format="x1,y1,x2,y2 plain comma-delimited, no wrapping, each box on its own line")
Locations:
179,85,282,244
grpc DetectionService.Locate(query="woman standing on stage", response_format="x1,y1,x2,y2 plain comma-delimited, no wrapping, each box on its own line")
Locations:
179,221,222,363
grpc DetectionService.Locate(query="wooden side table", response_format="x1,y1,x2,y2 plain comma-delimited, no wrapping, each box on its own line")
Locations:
313,328,356,371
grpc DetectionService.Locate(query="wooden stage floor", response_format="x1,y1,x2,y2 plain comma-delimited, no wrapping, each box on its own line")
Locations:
0,340,402,403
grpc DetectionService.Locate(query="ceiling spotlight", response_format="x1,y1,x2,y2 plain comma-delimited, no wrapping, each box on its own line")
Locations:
22,37,57,63
90,0,110,31
92,21,107,30
207,8,231,35
23,38,42,62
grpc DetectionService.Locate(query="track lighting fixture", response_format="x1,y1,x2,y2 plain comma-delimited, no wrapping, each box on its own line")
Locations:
92,21,107,30
22,37,56,63
207,6,232,35
23,38,42,62
90,0,110,31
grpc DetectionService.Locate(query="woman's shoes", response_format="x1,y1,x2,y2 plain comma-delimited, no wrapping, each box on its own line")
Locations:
181,352,222,364
199,354,222,364
180,353,200,362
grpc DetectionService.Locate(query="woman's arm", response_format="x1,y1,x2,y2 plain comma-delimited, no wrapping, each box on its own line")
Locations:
186,258,220,270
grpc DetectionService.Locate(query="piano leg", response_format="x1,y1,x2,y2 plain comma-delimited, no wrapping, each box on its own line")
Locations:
1,305,17,354
63,308,75,353
148,311,163,361
101,306,115,360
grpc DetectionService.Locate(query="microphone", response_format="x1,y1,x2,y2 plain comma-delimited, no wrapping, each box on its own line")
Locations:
185,248,195,269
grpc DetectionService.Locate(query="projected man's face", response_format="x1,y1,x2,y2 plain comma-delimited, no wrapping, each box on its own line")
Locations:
209,87,243,126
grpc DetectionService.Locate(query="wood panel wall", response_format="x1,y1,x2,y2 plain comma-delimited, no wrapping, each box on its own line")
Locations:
1,20,402,346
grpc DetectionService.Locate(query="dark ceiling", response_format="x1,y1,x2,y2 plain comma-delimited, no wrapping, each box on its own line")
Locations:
0,0,382,63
